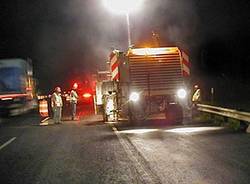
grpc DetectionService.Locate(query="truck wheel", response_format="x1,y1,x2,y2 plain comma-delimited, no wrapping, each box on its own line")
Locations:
165,104,183,124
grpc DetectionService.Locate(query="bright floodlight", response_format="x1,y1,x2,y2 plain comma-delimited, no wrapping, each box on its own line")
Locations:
177,89,187,99
129,92,139,102
103,0,143,14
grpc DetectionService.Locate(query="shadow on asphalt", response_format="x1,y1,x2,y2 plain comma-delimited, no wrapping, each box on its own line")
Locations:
0,111,41,127
83,121,104,126
95,134,118,142
61,113,104,126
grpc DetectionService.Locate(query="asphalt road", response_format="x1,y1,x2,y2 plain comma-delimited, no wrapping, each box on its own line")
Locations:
0,111,250,184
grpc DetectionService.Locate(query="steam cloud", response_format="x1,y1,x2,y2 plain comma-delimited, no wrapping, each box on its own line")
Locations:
35,0,200,90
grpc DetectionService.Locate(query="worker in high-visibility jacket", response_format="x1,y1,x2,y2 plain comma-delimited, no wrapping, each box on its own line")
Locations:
70,84,78,120
192,85,201,106
51,87,63,124
102,91,117,121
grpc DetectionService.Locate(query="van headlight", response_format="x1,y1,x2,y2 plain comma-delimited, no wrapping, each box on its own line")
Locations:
129,92,139,102
177,89,187,99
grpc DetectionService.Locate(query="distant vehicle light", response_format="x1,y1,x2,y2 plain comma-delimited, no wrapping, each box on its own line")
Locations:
1,98,13,101
129,92,139,102
83,93,92,98
130,47,179,56
177,89,187,99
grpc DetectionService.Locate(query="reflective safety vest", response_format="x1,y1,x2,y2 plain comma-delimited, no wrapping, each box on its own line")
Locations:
51,92,63,107
70,90,78,103
103,94,116,115
192,89,201,102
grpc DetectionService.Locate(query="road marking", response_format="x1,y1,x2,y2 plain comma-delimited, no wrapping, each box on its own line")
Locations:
41,117,50,123
39,122,49,126
110,124,161,184
0,137,16,151
39,117,51,126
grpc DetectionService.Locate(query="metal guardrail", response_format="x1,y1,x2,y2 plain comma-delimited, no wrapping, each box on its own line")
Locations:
197,104,250,122
197,104,250,132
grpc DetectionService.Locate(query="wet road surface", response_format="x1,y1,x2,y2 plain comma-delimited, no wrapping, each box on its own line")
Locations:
0,111,250,184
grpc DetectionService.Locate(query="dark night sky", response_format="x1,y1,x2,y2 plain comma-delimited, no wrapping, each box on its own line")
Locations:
1,0,250,92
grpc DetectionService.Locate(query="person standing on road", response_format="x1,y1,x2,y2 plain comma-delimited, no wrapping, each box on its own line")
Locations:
192,85,201,106
70,83,78,120
51,87,63,124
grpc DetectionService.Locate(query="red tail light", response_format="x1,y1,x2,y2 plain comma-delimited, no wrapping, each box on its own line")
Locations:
83,93,92,98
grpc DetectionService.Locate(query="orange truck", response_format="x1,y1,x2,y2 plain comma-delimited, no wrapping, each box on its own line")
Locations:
102,47,191,123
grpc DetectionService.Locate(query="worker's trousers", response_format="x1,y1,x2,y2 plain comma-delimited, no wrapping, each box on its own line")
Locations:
53,106,62,123
70,102,77,120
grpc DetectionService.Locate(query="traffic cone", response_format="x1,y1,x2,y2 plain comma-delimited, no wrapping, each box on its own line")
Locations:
39,99,49,117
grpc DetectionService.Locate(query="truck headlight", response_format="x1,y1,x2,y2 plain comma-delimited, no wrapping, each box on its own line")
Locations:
129,92,139,102
177,89,187,99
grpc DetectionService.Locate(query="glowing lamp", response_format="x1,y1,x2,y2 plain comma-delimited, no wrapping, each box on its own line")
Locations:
129,92,139,102
103,0,143,14
177,89,187,99
83,93,92,98
130,47,179,56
